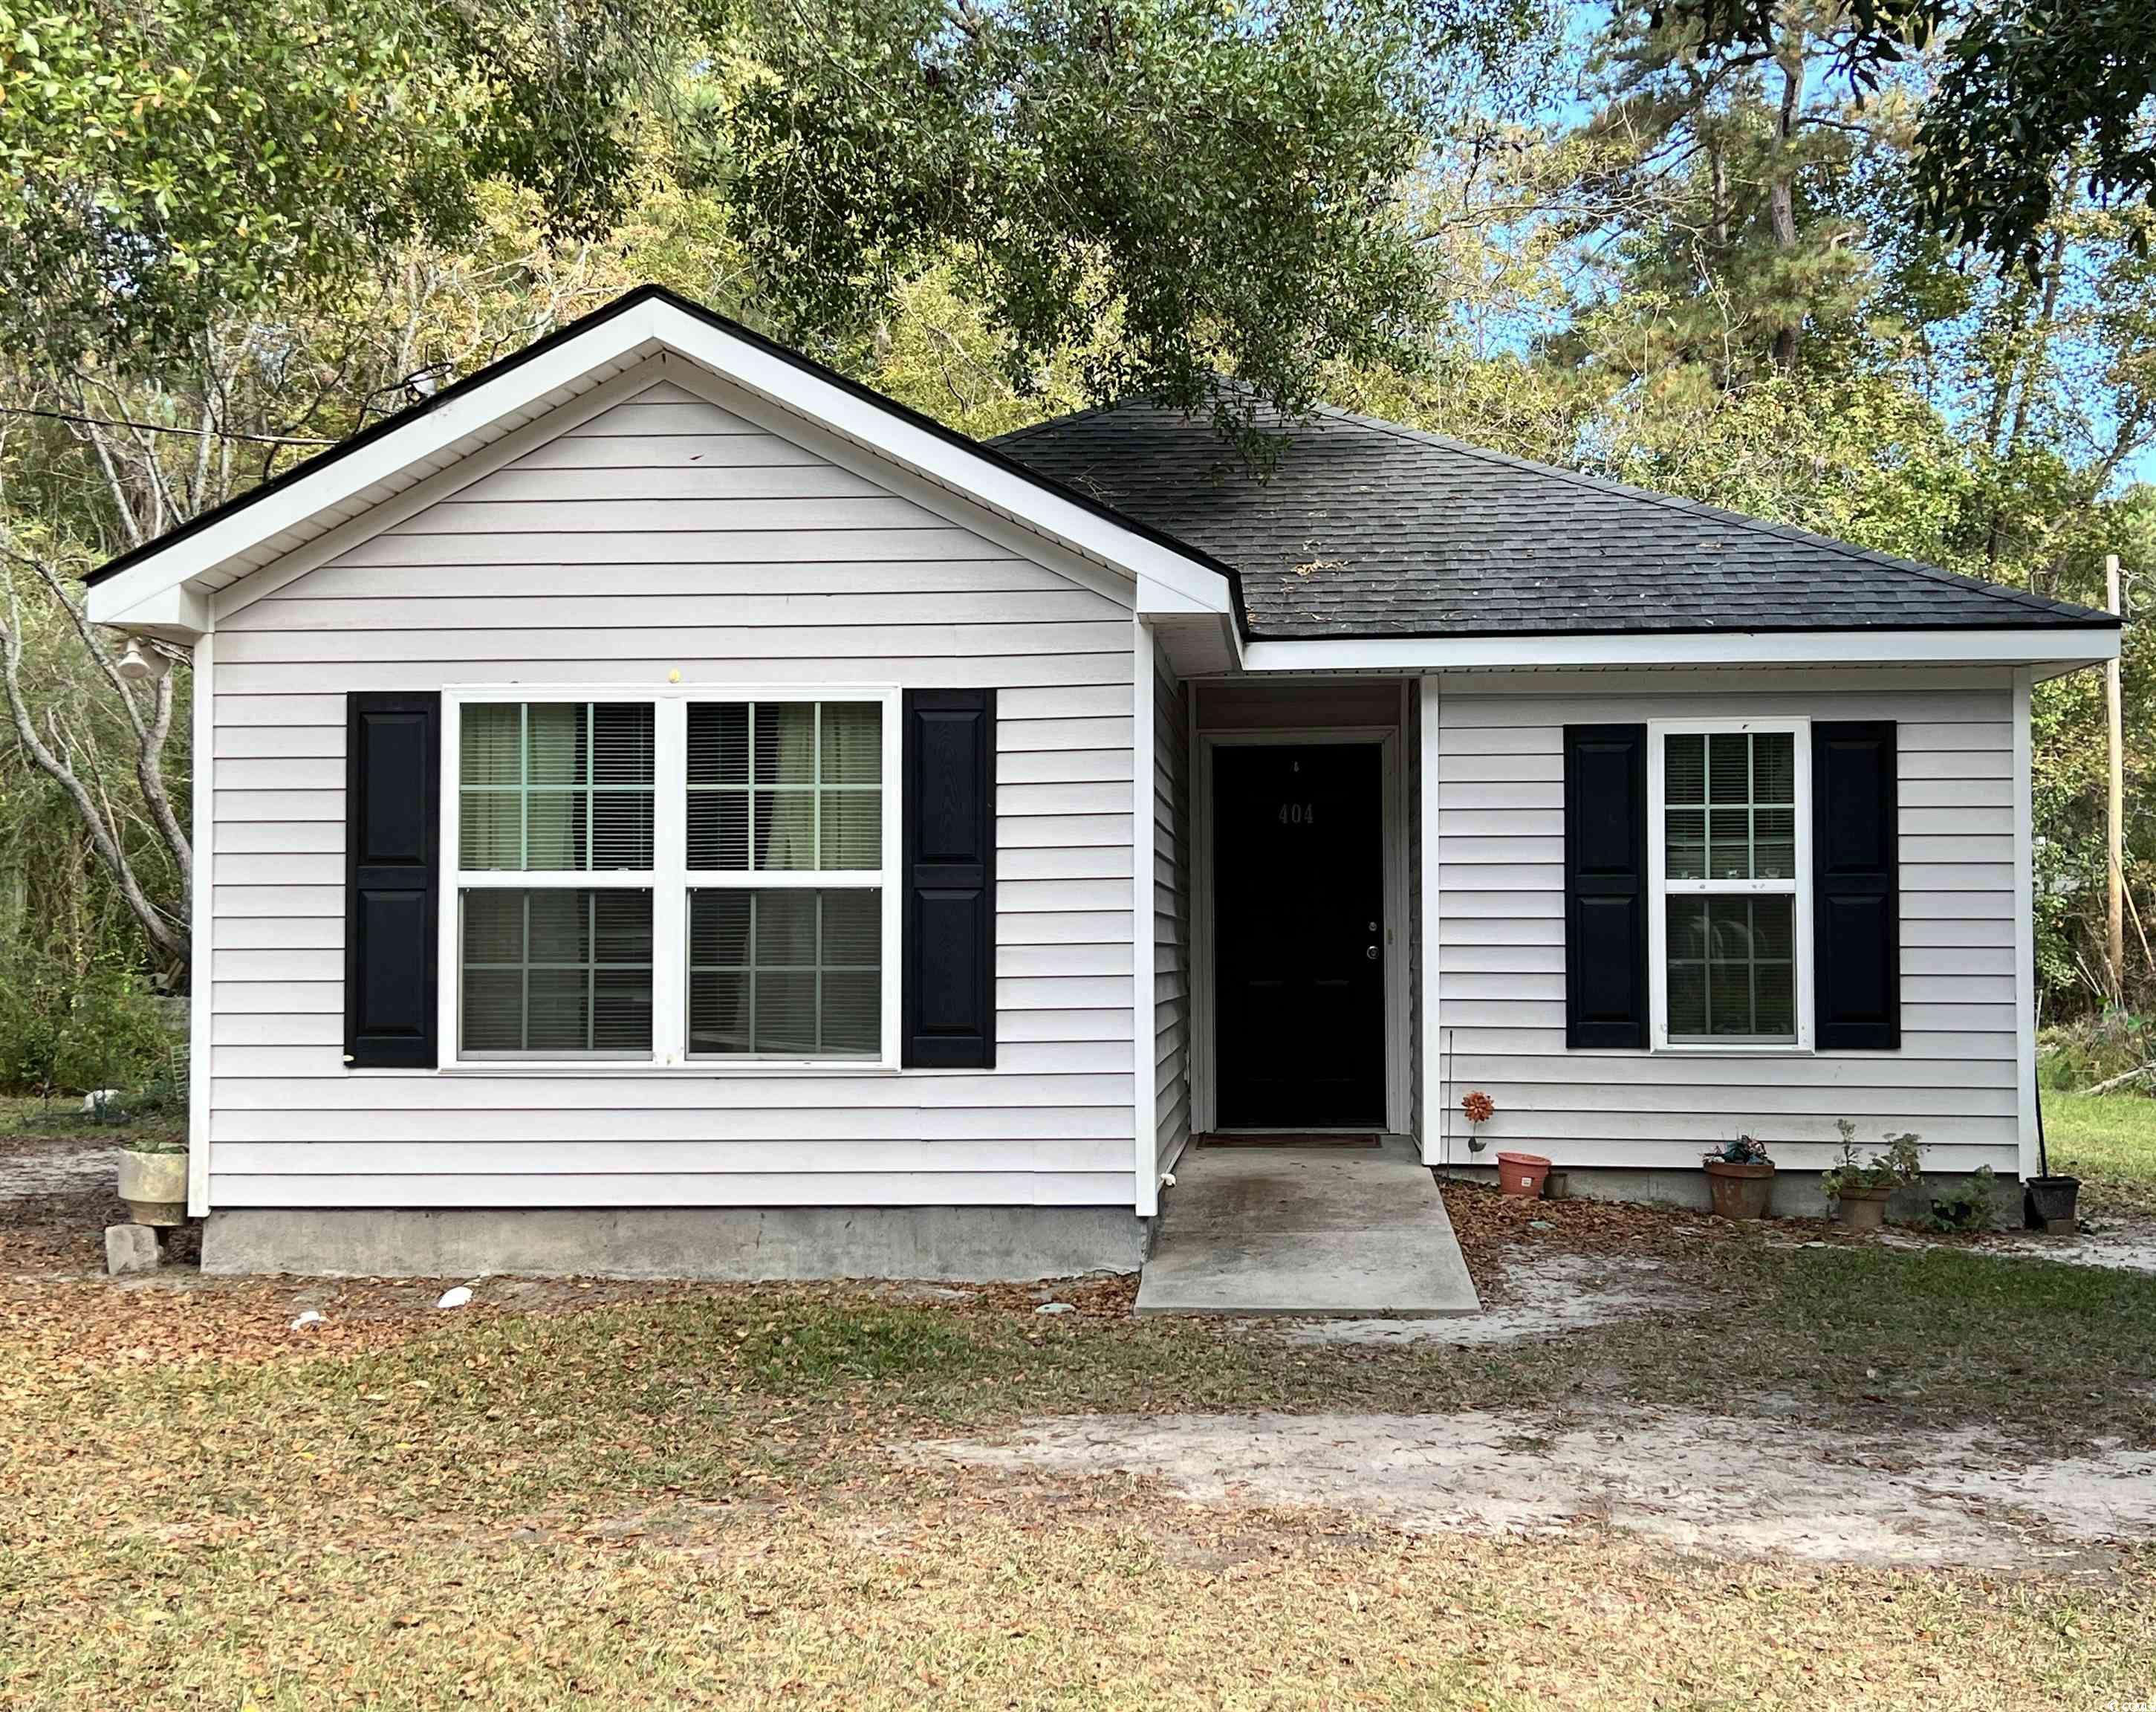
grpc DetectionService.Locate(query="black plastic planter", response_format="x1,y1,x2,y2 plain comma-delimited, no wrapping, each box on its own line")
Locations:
2024,1175,2080,1234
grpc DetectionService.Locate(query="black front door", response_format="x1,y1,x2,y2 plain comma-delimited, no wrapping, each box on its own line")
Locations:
1212,743,1385,1129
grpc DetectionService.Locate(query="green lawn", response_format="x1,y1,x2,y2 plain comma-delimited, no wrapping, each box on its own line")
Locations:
2042,1089,2156,1214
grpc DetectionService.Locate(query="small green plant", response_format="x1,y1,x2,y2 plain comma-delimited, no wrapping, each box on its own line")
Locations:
1820,1120,1924,1201
1928,1165,2001,1232
1704,1135,1772,1167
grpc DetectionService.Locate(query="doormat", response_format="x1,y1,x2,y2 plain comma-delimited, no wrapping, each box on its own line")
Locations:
1196,1132,1384,1148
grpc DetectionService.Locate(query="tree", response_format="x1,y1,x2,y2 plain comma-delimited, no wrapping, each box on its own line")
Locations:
725,0,1555,451
1649,0,2156,270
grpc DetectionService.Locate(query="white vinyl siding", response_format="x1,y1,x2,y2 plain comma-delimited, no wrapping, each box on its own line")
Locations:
206,371,1137,1209
1153,652,1192,1176
1432,671,2022,1175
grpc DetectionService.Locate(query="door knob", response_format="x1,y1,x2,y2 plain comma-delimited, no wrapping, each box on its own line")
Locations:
1366,945,1379,961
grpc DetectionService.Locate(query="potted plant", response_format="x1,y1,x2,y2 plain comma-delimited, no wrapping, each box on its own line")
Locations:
117,1134,189,1228
1819,1121,1922,1232
2024,1100,2080,1234
2023,1172,2080,1235
1703,1135,1775,1219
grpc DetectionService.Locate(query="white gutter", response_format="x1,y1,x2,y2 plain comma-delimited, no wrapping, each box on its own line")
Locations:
1238,626,2117,675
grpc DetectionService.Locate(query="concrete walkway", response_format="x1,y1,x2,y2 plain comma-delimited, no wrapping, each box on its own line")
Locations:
1134,1135,1481,1317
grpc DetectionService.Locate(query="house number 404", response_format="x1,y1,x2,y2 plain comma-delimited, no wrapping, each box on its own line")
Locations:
1277,802,1316,826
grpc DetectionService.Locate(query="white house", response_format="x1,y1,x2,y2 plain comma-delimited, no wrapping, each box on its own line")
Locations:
85,286,2119,1279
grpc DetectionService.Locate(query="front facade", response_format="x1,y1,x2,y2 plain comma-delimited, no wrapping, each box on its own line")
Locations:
87,288,2116,1277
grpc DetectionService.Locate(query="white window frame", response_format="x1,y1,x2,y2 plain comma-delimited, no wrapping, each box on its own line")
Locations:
437,684,902,1071
1646,716,1814,1053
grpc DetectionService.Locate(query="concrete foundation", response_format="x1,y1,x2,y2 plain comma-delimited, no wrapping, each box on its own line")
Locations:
1439,1164,2020,1225
202,1206,1151,1283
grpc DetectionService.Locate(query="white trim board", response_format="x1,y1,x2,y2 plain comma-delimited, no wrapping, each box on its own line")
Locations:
88,294,1236,633
2013,667,2039,1181
187,630,215,1218
1133,618,1159,1216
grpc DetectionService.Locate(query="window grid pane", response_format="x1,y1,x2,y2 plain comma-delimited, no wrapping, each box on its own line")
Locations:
688,701,882,873
688,887,881,1057
1663,730,1795,883
461,888,654,1055
459,702,655,872
1665,895,1795,1043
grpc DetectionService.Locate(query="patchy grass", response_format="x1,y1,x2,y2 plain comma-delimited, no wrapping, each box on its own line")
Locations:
6,1196,2156,1705
2044,1090,2156,1215
6,1500,2152,1711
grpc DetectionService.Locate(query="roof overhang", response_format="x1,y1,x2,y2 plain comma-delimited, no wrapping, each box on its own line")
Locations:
1236,624,2117,679
85,287,1237,638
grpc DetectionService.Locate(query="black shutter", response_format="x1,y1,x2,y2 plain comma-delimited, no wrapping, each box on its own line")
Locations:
1813,720,1900,1050
902,689,996,1068
1564,724,1649,1048
344,693,441,1069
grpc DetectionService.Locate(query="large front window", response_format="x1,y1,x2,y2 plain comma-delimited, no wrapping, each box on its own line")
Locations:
1650,723,1808,1048
447,691,897,1065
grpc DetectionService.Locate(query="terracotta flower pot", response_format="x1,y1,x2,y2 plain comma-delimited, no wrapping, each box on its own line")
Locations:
117,1149,188,1228
1496,1150,1551,1199
1704,1159,1775,1220
1833,1184,1892,1232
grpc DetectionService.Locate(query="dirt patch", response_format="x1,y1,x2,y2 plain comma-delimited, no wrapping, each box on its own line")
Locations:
912,1409,2156,1572
1286,1252,1669,1346
0,1135,123,1199
1972,1218,2156,1277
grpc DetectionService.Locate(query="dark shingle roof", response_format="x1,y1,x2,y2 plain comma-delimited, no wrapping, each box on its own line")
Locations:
995,397,2112,638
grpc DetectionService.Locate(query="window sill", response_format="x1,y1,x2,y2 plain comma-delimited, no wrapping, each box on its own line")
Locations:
352,1061,914,1077
1649,1042,1813,1057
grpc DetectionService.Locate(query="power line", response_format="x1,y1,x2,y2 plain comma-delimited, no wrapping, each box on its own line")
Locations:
0,404,337,447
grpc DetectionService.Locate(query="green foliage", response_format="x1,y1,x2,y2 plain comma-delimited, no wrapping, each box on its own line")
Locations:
0,0,710,366
727,0,1551,455
1820,1120,1924,1201
1927,1164,2001,1232
1648,0,2156,270
0,938,176,1095
2038,1013,2156,1093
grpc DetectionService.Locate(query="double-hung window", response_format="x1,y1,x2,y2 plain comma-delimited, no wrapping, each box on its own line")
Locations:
454,701,657,1058
1648,720,1811,1048
444,690,900,1066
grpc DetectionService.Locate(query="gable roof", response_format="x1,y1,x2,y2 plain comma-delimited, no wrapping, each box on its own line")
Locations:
83,285,1239,631
995,395,2115,638
86,282,2113,659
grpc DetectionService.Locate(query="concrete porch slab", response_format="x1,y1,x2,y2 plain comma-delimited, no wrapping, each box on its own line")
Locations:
1134,1135,1481,1317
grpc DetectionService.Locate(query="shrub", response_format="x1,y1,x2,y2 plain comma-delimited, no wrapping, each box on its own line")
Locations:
0,947,177,1097
2037,1011,2156,1095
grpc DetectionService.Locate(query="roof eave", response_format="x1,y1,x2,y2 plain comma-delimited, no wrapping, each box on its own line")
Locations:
1237,623,2120,675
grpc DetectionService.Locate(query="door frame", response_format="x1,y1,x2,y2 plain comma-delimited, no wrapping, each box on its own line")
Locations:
1192,722,1411,1135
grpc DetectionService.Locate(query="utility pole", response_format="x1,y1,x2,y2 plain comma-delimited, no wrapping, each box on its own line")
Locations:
2108,552,2126,1005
